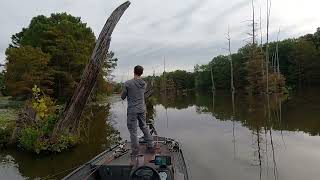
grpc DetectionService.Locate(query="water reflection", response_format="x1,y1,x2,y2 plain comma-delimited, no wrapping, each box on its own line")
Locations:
231,91,237,161
154,90,320,136
137,89,320,180
146,97,158,136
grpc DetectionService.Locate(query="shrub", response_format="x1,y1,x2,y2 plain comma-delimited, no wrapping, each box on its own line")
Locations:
50,135,78,153
19,127,40,151
19,125,78,153
42,114,58,135
17,85,79,153
31,85,56,120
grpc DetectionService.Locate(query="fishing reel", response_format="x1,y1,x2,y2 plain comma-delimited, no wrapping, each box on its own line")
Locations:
112,141,129,158
164,138,180,152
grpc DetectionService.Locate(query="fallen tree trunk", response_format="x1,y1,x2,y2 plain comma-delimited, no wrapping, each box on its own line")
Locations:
52,1,131,137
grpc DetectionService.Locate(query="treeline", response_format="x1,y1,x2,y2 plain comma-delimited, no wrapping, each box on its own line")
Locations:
144,70,195,94
2,13,117,101
145,27,320,93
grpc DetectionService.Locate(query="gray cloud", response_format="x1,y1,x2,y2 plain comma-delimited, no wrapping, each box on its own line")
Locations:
149,0,208,31
0,0,319,80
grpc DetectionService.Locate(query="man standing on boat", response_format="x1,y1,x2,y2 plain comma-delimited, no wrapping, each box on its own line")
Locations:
121,65,154,158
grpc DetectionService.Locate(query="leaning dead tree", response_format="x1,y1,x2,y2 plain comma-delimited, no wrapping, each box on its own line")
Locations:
52,1,131,137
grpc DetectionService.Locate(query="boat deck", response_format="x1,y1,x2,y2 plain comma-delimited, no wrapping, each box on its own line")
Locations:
95,141,171,166
63,137,189,180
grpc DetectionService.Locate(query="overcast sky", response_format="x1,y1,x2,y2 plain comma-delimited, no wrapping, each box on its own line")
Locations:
0,0,319,81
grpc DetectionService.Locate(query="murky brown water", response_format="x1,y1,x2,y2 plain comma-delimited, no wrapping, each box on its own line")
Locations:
1,89,320,180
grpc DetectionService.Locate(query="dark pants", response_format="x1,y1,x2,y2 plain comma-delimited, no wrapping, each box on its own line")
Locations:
127,112,153,156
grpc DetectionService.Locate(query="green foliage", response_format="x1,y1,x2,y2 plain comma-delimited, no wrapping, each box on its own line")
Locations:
143,70,195,94
5,13,117,101
19,126,77,153
7,13,95,99
288,39,320,87
42,114,58,135
5,46,53,98
15,86,77,153
194,64,212,90
50,135,78,153
19,127,40,151
18,112,76,153
31,85,56,120
95,52,118,97
164,70,195,91
210,55,232,88
268,73,286,93
246,45,265,93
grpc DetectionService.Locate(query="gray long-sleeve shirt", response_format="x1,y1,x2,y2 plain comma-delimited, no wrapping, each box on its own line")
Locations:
121,78,146,113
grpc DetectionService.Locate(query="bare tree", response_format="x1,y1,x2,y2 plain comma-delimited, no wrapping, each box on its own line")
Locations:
259,7,263,51
276,28,281,77
260,6,265,78
227,26,235,92
265,0,272,93
210,67,215,91
272,51,276,72
252,0,256,45
52,1,131,137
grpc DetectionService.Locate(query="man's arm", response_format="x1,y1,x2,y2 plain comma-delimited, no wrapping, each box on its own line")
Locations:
121,83,127,100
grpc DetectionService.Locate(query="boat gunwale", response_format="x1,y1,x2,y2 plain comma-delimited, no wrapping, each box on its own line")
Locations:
62,144,120,180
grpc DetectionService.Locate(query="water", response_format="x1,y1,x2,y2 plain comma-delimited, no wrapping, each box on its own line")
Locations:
1,89,320,180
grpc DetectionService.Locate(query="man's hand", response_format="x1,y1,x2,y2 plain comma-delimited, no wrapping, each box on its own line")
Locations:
121,83,127,100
